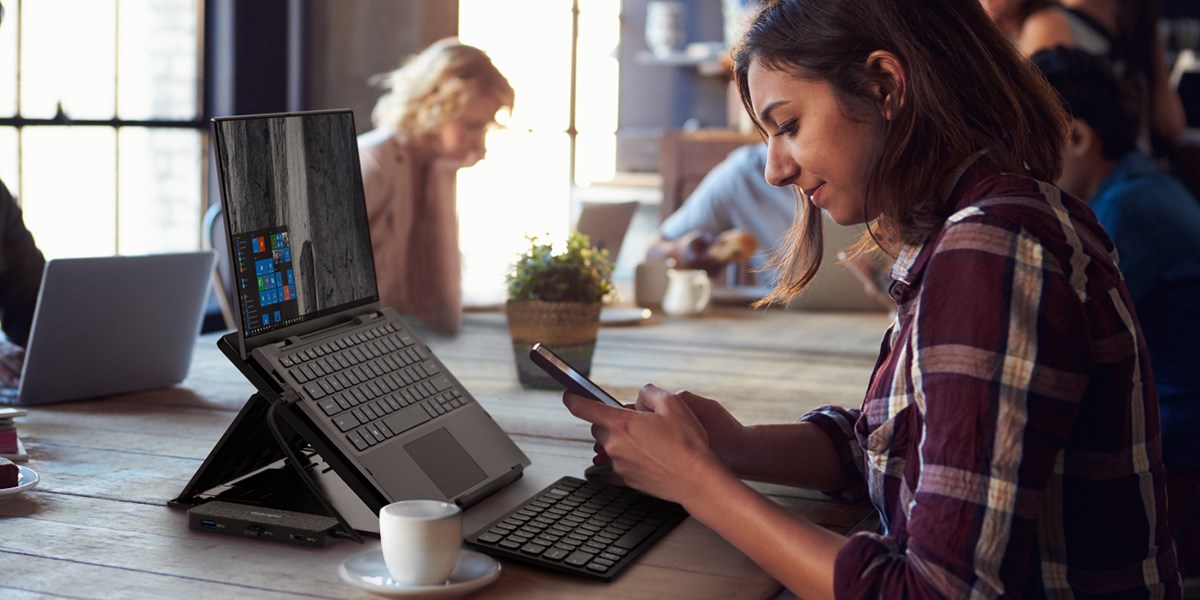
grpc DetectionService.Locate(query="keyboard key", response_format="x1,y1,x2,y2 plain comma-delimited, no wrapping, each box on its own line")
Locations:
565,551,596,567
542,548,569,561
346,431,368,451
359,420,381,439
520,543,547,555
317,398,339,415
477,532,502,544
333,412,360,432
382,406,432,436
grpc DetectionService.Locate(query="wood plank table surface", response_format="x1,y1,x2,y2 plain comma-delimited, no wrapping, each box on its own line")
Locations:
0,306,889,599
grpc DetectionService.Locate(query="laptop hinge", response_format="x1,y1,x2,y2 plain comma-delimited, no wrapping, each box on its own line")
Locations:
282,312,381,348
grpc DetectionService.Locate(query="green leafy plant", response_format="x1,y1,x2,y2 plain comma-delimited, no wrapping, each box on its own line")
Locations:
507,231,614,303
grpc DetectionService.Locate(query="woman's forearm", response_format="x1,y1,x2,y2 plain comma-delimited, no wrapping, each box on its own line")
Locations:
684,459,847,600
727,422,858,492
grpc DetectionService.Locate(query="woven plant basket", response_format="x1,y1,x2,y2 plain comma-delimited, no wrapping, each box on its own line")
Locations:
505,299,602,389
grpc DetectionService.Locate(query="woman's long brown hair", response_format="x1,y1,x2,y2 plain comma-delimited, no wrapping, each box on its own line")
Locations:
733,0,1069,306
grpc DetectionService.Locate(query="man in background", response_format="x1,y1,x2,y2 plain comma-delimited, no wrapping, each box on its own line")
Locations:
1033,45,1200,571
646,144,784,279
645,142,893,308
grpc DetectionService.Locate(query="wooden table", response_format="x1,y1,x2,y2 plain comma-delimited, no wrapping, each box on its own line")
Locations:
0,307,888,598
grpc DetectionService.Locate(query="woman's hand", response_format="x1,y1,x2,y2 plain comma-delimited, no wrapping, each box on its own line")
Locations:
563,383,732,504
671,390,749,469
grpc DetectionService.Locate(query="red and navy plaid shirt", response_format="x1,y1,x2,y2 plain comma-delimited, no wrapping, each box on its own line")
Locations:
803,157,1181,598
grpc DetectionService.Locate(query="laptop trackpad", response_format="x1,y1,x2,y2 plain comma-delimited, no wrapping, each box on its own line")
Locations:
405,427,486,498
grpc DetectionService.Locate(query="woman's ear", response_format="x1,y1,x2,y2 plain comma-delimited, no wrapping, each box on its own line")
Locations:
864,50,907,120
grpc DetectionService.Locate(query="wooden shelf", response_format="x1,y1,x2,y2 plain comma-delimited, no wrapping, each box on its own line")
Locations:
634,49,728,77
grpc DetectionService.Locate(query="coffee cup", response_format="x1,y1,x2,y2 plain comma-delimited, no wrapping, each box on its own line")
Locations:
661,268,712,316
378,499,462,586
635,260,671,309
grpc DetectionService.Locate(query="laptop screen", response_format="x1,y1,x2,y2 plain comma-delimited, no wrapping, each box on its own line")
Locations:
213,110,378,340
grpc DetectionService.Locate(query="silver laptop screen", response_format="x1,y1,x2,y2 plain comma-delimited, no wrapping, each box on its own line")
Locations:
213,110,378,339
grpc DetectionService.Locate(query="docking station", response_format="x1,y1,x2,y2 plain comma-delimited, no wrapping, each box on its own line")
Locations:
187,500,341,547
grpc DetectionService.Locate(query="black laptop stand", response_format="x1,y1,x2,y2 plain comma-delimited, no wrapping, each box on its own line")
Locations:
168,333,377,542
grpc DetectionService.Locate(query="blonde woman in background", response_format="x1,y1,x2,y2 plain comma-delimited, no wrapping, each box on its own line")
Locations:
358,38,513,334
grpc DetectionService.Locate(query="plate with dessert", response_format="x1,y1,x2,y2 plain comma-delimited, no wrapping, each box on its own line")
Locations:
0,457,38,500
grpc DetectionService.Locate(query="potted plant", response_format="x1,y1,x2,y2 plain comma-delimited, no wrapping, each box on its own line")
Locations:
505,231,614,388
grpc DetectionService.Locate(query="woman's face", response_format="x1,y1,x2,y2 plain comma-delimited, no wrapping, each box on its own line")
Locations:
431,94,503,167
747,59,884,226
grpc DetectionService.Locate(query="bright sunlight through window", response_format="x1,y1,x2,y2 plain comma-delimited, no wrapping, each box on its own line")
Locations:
457,0,619,307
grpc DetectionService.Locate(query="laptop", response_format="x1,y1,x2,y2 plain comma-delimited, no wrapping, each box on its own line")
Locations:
0,251,217,406
712,214,892,312
786,215,891,311
575,201,638,266
211,109,529,519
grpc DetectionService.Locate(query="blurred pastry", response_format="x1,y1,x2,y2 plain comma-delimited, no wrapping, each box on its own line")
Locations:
706,229,758,263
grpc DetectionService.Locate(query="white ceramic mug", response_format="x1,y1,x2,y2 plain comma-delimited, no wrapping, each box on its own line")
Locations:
635,260,671,309
378,500,462,586
662,268,712,316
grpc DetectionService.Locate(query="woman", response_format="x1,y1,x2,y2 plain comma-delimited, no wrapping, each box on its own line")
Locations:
358,39,513,334
565,0,1180,597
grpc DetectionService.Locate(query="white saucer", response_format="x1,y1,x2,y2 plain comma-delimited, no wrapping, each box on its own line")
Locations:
338,549,501,599
0,465,40,501
600,307,652,326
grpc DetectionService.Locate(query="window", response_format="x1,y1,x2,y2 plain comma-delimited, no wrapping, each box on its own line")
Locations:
0,0,205,260
457,0,619,305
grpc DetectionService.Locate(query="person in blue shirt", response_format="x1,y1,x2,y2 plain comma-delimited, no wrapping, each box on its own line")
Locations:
1033,44,1200,568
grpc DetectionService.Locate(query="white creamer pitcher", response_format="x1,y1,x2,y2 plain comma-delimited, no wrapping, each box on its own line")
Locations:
661,268,712,316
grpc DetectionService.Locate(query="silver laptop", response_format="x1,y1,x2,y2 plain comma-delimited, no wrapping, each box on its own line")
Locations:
712,214,892,312
0,251,216,406
786,215,891,311
211,109,529,515
575,201,638,265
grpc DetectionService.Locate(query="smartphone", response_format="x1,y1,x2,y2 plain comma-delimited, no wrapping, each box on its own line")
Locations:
529,343,626,408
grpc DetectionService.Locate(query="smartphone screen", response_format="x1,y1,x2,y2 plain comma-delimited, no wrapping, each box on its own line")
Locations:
529,343,625,408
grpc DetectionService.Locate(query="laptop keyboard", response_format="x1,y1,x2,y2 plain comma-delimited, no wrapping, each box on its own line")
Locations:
281,323,467,452
465,476,687,581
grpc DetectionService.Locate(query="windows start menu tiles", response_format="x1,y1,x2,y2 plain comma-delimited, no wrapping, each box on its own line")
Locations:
234,227,300,336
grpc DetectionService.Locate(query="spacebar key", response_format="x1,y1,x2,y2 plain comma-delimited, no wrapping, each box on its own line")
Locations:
383,406,432,435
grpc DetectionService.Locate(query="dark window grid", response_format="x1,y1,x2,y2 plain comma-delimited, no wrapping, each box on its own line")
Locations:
0,117,210,252
2,0,209,252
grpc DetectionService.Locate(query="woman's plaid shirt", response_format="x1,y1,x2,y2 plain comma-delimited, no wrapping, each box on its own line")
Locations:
804,160,1181,599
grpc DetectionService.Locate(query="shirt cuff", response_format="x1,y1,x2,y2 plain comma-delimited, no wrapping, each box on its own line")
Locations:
799,405,867,500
